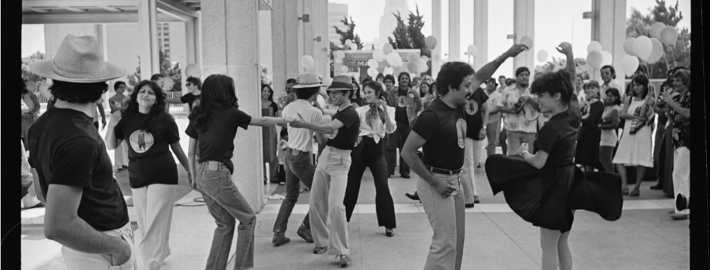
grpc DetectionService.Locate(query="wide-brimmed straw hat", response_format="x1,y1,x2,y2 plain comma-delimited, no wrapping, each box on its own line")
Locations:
30,34,125,83
292,72,325,89
327,75,353,91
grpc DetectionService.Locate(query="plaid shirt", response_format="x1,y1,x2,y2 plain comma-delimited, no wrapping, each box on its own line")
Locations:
670,90,690,148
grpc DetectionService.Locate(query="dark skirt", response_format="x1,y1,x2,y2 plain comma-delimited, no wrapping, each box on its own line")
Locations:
485,154,623,232
575,125,603,169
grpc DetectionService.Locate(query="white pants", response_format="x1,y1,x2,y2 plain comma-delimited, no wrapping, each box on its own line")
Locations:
672,147,690,214
115,141,129,168
461,138,486,204
132,184,176,270
61,224,136,270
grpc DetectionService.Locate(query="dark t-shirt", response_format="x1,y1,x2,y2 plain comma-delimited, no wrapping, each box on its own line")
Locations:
326,106,360,150
28,107,129,231
464,88,489,140
411,98,467,170
534,108,580,169
185,106,252,174
115,111,181,188
394,88,409,126
180,93,201,111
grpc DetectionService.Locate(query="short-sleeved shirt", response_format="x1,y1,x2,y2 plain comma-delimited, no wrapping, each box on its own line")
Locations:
464,88,489,140
670,90,690,148
533,108,580,169
326,106,360,150
180,93,201,111
185,106,252,174
28,107,129,231
108,94,128,114
486,90,502,123
282,99,324,152
115,111,181,188
600,79,621,100
412,98,467,170
394,88,410,126
497,86,537,133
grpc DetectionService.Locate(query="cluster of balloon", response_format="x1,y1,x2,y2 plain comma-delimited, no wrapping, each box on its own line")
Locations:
619,24,679,76
585,41,613,70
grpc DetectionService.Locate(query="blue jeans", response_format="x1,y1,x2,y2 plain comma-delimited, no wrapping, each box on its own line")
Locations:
197,161,255,270
273,149,314,234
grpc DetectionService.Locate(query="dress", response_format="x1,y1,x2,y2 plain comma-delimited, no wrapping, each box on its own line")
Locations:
612,100,653,168
485,108,623,232
599,105,621,147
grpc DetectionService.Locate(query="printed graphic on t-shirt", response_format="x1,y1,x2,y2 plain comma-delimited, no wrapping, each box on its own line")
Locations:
193,98,201,108
465,101,479,116
397,96,406,107
456,119,467,148
129,130,155,153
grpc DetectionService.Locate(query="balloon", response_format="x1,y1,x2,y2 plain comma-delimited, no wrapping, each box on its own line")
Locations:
185,63,201,78
407,53,420,63
335,58,343,64
467,44,477,56
373,50,385,62
407,62,418,73
537,50,549,62
392,56,403,67
425,35,437,49
349,43,358,50
301,55,315,69
160,77,174,91
646,38,664,64
383,43,394,54
378,60,387,70
420,55,429,62
340,65,349,73
586,50,603,69
386,52,399,65
520,36,533,48
418,59,428,73
650,22,666,39
345,39,352,46
621,55,640,76
336,50,345,59
323,77,333,86
587,41,602,53
600,51,613,66
660,26,678,45
633,36,653,60
623,37,637,56
393,66,404,75
383,66,394,75
368,59,379,68
367,67,378,77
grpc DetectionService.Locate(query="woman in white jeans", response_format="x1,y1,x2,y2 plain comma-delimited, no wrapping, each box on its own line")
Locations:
106,80,190,270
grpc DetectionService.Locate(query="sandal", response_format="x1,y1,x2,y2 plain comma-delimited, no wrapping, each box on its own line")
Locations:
629,189,640,197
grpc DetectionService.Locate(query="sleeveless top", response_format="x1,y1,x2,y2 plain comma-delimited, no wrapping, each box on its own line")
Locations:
600,105,620,147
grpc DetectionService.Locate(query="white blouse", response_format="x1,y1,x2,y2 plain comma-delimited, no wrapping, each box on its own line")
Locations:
355,104,396,143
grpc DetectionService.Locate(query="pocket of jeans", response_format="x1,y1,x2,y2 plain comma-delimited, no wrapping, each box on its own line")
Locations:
200,166,227,195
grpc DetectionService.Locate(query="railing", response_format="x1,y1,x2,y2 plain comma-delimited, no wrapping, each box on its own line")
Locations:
166,91,184,107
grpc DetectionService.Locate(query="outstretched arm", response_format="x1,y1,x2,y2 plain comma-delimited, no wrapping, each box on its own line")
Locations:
472,44,529,88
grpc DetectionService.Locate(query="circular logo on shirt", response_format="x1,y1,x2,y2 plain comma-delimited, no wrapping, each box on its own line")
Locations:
456,119,467,148
129,130,154,154
465,101,479,115
397,96,406,107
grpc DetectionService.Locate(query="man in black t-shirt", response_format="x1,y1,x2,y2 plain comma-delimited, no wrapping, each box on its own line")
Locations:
402,44,527,270
166,76,202,111
27,34,134,269
289,75,360,267
385,72,422,178
461,86,490,207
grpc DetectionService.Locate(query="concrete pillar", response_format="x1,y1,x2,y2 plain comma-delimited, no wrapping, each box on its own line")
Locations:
313,0,330,80
138,0,160,80
271,0,301,98
513,0,534,78
448,0,460,61
431,0,442,77
201,0,264,211
473,0,488,71
592,0,626,95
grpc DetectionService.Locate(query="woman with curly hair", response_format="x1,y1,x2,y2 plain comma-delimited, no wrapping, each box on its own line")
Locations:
185,74,291,270
105,80,190,270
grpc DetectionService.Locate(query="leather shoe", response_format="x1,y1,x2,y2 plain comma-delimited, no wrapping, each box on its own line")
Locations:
272,233,291,246
313,246,327,254
401,174,410,179
297,225,314,243
465,203,474,208
405,192,420,201
650,183,663,190
385,228,394,237
339,255,351,267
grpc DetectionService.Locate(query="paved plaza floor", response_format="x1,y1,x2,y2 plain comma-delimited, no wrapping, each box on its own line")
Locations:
21,110,690,270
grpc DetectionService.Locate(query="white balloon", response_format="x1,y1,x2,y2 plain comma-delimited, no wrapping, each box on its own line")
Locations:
650,22,666,39
302,55,315,69
345,39,352,45
386,52,399,65
633,36,653,60
368,59,379,68
367,67,378,77
420,55,429,62
383,66,394,75
621,55,640,76
336,50,345,59
587,41,602,53
418,59,428,73
467,44,478,56
600,51,613,66
335,58,343,64
537,50,549,62
341,65,349,72
623,38,637,56
646,38,664,64
185,63,201,78
519,36,533,48
373,51,385,62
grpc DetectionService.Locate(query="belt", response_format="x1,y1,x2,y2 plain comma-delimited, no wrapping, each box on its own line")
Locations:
425,165,462,175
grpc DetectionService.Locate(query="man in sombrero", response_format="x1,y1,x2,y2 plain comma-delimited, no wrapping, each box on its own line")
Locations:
28,34,135,269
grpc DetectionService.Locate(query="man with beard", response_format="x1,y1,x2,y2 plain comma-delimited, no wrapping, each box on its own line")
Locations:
385,72,422,178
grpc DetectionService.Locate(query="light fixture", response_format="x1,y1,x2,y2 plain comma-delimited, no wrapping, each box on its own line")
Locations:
299,14,310,22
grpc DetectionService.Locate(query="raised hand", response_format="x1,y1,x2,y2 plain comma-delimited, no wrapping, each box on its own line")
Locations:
504,43,529,58
556,42,573,56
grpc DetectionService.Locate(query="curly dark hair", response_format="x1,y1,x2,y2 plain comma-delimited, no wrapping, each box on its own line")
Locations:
295,86,320,100
186,77,202,90
604,88,622,106
50,80,107,104
261,84,275,102
530,70,574,106
383,74,396,85
189,74,240,132
123,80,171,134
435,61,474,96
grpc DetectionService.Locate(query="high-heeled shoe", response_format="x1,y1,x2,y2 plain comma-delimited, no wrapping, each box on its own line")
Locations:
405,192,420,201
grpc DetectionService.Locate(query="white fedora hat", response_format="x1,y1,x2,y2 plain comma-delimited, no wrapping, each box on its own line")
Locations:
30,34,125,83
292,72,325,89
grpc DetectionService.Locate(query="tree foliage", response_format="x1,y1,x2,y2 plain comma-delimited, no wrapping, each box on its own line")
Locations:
333,16,364,50
626,0,689,78
387,5,430,57
127,48,183,91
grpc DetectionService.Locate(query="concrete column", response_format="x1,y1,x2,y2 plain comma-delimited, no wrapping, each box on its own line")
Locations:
431,0,442,77
313,0,330,79
448,0,460,61
271,0,301,98
201,0,264,211
592,0,626,95
138,0,160,80
513,0,534,78
473,0,488,71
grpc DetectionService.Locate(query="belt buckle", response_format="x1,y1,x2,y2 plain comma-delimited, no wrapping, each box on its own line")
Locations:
208,161,219,170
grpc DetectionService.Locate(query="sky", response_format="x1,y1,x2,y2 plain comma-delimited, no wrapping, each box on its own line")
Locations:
22,0,691,77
